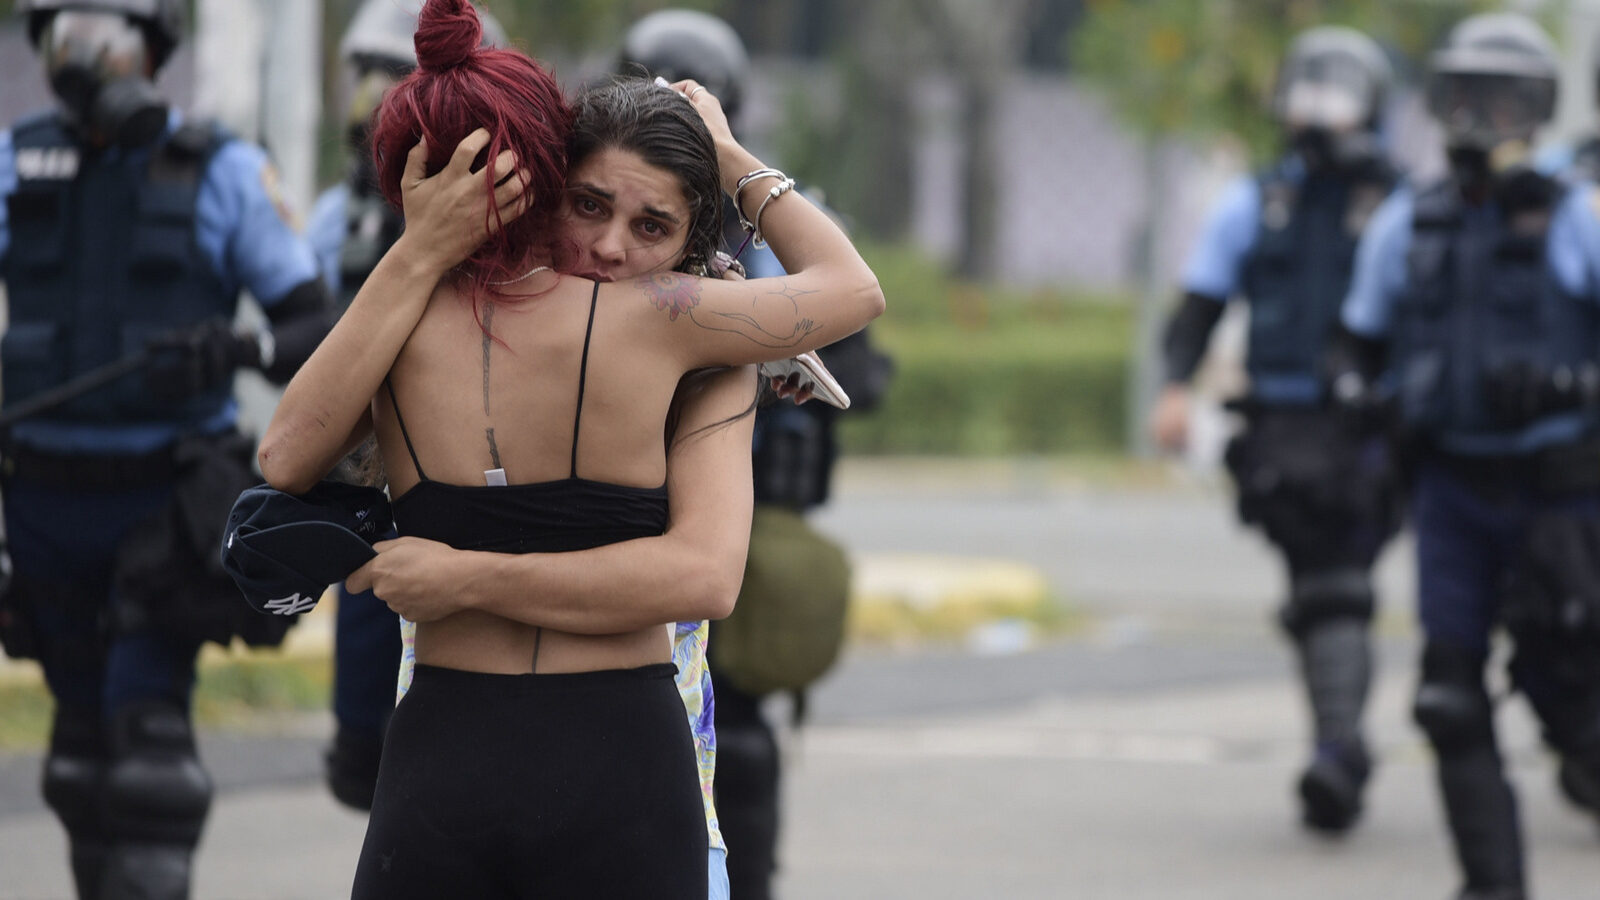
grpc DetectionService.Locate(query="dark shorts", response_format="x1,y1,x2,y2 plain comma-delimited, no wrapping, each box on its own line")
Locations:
352,662,708,900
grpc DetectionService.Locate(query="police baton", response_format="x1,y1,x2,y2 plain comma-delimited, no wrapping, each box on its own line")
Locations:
0,349,152,430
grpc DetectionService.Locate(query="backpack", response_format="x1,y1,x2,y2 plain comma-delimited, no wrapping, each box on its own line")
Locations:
710,505,851,697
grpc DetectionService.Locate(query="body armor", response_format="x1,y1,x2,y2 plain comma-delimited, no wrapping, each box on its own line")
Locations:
1391,177,1600,449
1239,163,1391,396
2,111,234,428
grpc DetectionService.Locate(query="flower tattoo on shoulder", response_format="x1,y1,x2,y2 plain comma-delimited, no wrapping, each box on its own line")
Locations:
641,273,701,322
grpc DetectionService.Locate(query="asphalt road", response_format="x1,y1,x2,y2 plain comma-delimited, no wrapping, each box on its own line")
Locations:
1,459,1596,899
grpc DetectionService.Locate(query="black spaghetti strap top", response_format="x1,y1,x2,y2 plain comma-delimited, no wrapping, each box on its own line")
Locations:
389,281,669,553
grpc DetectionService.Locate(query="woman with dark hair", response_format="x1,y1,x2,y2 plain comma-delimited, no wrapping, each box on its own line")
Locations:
258,1,881,896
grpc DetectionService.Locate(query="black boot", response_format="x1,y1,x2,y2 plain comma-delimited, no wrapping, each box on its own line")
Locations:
714,685,780,900
1456,887,1526,900
1298,739,1370,833
324,725,384,812
1294,617,1374,832
1557,754,1600,823
42,706,110,899
99,701,213,900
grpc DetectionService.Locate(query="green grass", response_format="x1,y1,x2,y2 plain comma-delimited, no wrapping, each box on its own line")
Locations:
0,654,333,751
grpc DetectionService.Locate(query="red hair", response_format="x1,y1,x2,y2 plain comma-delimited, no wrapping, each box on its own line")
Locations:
369,0,572,302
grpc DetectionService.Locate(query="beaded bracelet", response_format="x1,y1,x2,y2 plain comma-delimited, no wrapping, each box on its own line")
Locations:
749,176,797,249
734,167,788,236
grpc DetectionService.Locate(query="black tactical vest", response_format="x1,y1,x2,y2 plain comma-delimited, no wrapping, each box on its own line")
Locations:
1238,163,1391,390
2,111,235,426
1391,177,1600,446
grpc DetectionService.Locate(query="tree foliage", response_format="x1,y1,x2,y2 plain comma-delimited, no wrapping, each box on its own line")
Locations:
1072,0,1502,158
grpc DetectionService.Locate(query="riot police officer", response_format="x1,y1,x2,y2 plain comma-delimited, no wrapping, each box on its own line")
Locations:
622,12,892,899
303,0,506,814
1334,13,1600,900
0,1,334,897
1147,26,1399,834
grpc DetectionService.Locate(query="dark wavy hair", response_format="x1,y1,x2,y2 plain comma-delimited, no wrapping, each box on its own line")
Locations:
569,77,724,273
369,0,573,298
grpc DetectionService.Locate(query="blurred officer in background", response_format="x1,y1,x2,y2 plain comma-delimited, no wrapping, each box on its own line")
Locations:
1538,32,1600,185
303,0,506,814
1147,26,1400,834
0,1,335,896
622,11,893,899
1333,13,1600,899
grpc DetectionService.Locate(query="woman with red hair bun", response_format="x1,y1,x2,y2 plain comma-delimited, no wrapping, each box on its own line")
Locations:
259,1,882,896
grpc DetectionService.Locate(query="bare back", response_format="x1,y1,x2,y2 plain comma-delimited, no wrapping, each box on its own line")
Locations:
376,272,697,674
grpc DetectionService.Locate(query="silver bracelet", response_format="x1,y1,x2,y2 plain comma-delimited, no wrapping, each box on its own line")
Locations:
749,176,797,249
734,167,787,235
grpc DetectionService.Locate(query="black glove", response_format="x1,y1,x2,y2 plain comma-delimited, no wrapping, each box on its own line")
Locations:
144,318,262,401
1483,360,1600,428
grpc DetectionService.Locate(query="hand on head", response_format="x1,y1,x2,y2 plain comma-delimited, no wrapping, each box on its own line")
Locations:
670,79,734,145
669,78,758,194
399,128,533,273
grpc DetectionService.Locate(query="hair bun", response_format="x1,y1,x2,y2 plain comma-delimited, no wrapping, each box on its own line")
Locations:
414,0,484,73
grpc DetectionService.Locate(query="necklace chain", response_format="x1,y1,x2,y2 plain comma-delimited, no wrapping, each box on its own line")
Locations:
487,264,552,286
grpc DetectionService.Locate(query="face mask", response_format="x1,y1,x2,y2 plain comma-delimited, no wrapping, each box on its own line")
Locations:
1291,127,1382,176
42,12,166,147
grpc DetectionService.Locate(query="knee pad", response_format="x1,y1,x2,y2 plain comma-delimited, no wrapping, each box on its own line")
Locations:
42,705,107,832
43,751,107,836
103,702,213,848
1280,567,1375,638
1413,643,1495,755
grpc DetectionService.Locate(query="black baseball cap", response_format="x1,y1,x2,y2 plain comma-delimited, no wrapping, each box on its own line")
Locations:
222,480,393,615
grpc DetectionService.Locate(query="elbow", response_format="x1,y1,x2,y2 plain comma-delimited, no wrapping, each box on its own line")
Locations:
256,434,317,495
860,273,885,324
694,549,747,622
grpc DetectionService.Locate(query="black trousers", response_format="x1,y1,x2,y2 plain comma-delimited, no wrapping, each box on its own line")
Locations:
353,663,707,899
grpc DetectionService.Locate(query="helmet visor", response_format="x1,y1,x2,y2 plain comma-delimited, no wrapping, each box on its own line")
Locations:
1426,72,1555,148
1275,54,1379,130
41,11,150,83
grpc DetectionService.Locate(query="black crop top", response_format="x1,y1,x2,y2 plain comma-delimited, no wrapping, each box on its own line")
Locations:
389,281,669,553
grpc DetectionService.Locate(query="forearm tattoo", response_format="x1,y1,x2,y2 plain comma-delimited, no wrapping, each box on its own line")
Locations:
639,272,824,348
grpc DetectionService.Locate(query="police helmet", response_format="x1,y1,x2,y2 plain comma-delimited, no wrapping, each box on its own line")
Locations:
16,0,184,70
620,9,749,118
1271,26,1392,132
339,0,509,75
1427,13,1559,150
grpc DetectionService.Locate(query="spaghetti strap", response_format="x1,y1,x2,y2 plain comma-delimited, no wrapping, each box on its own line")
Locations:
571,281,600,479
385,377,428,482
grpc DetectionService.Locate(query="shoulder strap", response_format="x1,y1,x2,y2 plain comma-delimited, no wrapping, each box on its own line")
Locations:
1412,178,1462,232
149,116,227,186
385,378,428,482
570,281,600,478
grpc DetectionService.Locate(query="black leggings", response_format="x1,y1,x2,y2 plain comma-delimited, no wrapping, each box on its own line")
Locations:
352,663,708,900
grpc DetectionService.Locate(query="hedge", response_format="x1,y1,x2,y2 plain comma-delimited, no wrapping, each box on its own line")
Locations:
837,245,1133,456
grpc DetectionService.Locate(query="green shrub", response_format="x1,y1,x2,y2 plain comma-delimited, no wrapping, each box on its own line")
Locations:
840,244,1133,456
